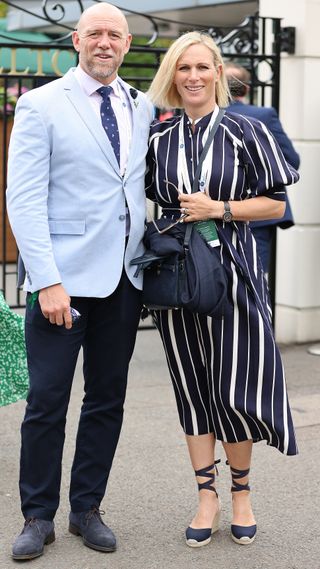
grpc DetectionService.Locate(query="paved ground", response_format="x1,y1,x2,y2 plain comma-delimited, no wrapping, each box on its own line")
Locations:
0,326,319,569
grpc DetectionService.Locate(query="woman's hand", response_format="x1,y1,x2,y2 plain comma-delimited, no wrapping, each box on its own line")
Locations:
178,192,223,222
178,192,286,223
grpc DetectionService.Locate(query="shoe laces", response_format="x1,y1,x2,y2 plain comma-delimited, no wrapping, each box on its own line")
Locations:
24,517,37,526
85,507,105,522
23,518,40,535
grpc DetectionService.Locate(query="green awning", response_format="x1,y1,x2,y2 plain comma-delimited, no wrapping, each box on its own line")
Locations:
0,18,76,76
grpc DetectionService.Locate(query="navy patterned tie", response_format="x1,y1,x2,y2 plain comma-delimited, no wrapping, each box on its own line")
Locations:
97,86,120,165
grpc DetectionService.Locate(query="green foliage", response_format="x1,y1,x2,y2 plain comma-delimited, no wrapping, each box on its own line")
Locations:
0,2,8,18
0,84,29,115
122,36,173,91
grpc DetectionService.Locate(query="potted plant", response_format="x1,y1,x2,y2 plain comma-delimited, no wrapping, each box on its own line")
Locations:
0,84,28,115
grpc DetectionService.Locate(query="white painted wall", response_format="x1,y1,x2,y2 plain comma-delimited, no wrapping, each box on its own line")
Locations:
260,0,320,343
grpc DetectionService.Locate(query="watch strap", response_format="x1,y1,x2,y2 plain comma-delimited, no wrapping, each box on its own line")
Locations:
223,201,233,221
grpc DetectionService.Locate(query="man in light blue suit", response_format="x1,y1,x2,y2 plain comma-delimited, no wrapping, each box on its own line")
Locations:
7,2,153,560
225,62,300,274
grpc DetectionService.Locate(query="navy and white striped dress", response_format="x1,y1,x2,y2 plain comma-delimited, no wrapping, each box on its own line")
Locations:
145,107,299,456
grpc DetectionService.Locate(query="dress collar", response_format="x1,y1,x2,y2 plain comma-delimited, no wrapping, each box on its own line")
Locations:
184,106,220,133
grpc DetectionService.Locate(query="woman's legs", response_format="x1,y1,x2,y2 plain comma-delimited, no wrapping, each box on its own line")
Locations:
186,433,220,529
222,440,256,527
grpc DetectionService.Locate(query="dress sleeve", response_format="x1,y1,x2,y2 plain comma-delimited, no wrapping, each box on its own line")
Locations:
145,143,157,202
145,123,159,202
240,116,299,201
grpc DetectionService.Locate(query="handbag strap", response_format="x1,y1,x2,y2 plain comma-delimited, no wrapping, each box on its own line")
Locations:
184,107,226,247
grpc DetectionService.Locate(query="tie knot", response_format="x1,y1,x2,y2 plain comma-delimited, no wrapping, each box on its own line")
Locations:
97,86,113,101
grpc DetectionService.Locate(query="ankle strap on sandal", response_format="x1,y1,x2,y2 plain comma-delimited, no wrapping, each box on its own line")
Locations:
195,459,220,495
227,461,251,492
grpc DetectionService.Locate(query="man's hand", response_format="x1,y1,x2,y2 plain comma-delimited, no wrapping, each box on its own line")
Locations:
39,284,72,329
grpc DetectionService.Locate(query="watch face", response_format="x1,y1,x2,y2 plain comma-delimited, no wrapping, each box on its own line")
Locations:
223,211,233,222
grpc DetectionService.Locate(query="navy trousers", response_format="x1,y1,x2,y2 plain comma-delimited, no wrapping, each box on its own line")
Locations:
251,225,274,274
21,272,142,521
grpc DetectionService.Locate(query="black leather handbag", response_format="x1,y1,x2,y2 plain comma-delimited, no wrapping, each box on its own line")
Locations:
132,221,192,311
142,254,186,310
131,109,228,315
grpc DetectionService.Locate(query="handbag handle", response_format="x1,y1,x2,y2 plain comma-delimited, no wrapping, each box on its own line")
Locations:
184,107,226,247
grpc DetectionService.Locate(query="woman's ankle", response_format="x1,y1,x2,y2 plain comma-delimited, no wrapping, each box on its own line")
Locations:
190,493,220,528
231,492,256,526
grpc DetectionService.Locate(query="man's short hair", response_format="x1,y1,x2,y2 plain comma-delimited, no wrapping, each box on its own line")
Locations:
225,62,251,98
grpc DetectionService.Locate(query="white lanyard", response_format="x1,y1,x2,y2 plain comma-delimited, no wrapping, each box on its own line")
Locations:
178,106,220,194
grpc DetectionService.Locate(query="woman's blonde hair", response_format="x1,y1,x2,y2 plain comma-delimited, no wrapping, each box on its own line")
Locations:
147,31,230,109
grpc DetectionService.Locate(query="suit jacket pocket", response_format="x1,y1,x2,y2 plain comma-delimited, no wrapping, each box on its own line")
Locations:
48,219,86,235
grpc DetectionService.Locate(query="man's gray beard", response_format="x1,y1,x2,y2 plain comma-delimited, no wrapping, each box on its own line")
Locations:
87,62,117,82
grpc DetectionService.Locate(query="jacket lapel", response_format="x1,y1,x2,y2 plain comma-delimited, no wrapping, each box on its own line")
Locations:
62,69,121,175
118,78,144,176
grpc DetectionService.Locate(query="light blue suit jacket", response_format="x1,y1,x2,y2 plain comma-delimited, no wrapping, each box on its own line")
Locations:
6,69,153,296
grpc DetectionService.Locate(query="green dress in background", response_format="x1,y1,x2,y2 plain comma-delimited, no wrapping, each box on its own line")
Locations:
0,292,29,406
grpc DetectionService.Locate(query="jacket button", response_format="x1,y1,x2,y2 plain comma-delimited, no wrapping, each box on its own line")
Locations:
119,215,126,221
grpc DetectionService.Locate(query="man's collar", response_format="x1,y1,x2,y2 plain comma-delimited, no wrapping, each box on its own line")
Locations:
74,65,120,97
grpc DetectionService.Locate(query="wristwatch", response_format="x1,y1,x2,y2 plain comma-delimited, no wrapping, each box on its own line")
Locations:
223,201,233,222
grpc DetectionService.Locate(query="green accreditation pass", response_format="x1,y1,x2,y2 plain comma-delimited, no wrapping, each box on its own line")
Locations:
194,220,220,247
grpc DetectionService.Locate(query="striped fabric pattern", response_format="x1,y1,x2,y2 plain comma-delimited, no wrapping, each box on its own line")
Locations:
146,109,299,456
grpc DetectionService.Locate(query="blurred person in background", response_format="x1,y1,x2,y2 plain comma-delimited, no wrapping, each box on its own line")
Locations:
225,61,300,275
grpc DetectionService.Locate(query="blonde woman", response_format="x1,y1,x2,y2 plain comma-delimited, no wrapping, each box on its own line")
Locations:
146,32,298,547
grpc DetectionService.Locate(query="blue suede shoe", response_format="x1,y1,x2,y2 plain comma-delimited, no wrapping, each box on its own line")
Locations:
228,464,257,545
12,518,55,560
186,460,221,548
69,506,116,552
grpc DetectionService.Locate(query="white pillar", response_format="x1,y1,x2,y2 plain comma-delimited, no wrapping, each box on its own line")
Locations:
260,0,320,343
